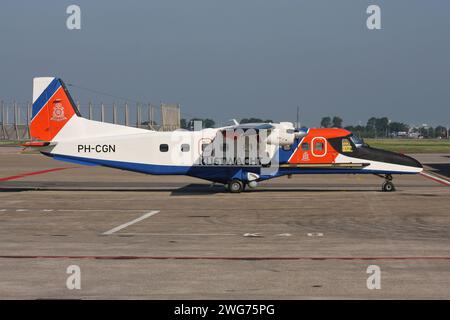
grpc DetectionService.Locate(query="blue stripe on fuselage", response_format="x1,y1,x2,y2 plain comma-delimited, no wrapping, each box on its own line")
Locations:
42,153,260,183
42,152,419,184
42,152,191,174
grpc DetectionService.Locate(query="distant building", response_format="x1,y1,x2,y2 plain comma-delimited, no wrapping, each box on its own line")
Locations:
408,132,421,139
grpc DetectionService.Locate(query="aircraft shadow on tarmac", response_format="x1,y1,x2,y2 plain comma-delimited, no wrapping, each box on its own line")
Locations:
0,182,379,195
170,184,377,196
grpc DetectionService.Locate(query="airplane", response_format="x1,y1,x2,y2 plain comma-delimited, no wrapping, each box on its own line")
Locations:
23,77,423,193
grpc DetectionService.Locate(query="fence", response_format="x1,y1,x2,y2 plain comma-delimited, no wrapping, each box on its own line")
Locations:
0,100,181,140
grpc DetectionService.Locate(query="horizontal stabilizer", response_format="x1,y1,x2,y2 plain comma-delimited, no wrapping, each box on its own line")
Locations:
20,141,53,147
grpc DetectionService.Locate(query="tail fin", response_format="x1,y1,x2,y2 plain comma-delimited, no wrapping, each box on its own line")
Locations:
30,77,81,141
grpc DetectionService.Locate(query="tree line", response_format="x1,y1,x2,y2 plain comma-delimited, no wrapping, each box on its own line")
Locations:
320,116,448,139
179,116,448,139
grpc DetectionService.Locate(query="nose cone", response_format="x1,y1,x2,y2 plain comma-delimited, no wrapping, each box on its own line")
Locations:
398,153,423,171
402,154,422,168
357,147,423,172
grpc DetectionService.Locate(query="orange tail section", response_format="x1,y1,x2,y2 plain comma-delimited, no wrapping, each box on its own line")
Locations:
30,77,81,141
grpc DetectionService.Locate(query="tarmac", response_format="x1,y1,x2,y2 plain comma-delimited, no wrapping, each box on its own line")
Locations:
0,146,450,299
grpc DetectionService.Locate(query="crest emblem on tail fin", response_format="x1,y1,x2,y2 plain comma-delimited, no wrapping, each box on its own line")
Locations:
51,99,67,122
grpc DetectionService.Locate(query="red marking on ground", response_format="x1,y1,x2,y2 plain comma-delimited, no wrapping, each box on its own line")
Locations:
1,255,450,261
420,172,450,187
0,167,76,182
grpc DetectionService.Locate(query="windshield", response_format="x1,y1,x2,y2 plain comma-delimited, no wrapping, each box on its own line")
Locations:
349,134,365,148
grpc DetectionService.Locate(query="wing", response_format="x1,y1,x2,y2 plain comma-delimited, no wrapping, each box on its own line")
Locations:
223,123,275,131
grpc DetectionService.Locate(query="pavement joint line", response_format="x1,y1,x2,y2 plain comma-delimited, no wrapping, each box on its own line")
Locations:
102,210,160,235
116,233,238,236
0,209,160,212
56,209,159,212
1,255,450,261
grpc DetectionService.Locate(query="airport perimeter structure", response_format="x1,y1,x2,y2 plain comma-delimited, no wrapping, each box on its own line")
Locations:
0,100,181,140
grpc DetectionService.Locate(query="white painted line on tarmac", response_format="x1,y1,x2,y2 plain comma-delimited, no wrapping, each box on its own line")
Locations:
243,233,263,237
102,210,160,235
307,232,324,237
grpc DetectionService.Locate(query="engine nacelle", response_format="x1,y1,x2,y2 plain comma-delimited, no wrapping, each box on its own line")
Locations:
265,130,296,146
264,123,308,146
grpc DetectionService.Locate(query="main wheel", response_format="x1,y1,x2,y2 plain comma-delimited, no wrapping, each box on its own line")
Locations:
228,180,244,193
382,181,396,192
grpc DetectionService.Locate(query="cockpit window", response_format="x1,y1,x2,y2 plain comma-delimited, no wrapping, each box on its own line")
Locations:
349,134,364,148
341,138,353,152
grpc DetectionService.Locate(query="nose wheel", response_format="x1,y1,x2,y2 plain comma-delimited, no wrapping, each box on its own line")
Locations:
381,174,396,192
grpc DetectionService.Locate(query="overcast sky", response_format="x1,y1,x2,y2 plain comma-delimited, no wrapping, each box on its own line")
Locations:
1,0,449,127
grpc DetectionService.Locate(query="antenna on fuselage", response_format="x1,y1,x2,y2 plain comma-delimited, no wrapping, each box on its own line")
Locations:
296,106,300,129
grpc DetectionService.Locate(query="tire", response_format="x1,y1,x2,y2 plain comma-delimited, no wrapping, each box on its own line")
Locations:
228,180,244,193
382,181,396,192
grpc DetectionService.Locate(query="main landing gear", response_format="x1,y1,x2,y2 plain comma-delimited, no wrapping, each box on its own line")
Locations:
227,179,244,193
381,174,396,192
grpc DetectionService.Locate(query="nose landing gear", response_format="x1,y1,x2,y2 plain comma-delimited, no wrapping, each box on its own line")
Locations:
381,174,396,192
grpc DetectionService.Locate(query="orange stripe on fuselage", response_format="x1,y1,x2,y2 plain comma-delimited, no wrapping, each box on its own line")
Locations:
288,128,350,164
30,86,75,142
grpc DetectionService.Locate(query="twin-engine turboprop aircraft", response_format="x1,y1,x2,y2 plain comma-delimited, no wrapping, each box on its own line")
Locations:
24,77,423,193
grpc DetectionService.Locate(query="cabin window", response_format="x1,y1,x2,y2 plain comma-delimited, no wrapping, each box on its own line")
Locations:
341,138,353,153
314,141,324,151
301,143,309,151
159,144,169,152
181,144,190,152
